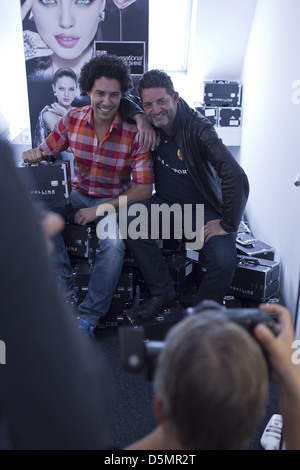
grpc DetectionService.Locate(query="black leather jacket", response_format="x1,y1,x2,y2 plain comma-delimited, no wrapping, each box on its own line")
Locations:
165,98,249,233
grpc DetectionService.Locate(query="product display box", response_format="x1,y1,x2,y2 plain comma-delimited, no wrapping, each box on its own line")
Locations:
218,107,242,127
133,253,194,301
123,242,183,269
202,80,242,107
124,302,184,341
62,223,98,264
72,259,134,304
165,254,194,296
17,159,72,201
96,302,129,331
236,239,275,261
155,239,183,255
196,106,219,126
227,255,280,302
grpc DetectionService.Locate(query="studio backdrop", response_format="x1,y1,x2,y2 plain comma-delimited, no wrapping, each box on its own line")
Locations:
20,0,149,151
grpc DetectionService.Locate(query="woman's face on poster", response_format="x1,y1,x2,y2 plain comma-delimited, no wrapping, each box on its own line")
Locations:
31,0,106,60
53,75,77,107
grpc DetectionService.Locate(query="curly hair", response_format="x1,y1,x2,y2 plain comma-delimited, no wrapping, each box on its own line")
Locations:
138,69,175,98
79,54,133,96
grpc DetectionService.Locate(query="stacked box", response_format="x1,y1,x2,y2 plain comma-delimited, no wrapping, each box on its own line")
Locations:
202,81,242,107
165,254,194,296
124,302,184,341
218,107,242,127
17,159,72,201
62,223,98,265
73,259,134,304
236,239,275,261
227,256,280,302
196,106,219,126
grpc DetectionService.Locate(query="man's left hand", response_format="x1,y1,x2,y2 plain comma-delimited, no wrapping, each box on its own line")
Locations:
74,206,98,226
203,219,229,243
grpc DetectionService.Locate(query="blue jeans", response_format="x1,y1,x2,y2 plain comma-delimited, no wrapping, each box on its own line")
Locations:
195,207,237,304
125,196,237,305
50,190,126,325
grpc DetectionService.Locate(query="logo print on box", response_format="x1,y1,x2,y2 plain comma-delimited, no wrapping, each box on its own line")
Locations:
0,341,6,365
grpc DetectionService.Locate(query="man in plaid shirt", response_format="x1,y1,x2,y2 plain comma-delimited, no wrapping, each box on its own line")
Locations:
22,55,154,336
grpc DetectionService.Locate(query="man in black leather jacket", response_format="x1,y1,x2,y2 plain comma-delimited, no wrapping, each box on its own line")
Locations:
125,69,250,317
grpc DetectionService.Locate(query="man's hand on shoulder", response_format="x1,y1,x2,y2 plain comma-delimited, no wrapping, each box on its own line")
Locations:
133,113,156,152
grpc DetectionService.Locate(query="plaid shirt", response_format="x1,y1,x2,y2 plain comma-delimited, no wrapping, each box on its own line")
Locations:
40,105,154,197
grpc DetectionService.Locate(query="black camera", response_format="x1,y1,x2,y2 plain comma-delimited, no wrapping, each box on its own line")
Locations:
119,300,280,380
186,300,279,335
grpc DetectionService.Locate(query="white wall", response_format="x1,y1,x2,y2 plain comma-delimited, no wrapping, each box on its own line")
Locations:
0,1,31,162
0,1,30,132
148,0,257,106
184,0,257,104
240,0,300,328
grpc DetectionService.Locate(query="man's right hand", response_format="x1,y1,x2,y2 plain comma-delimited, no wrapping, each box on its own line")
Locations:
253,303,298,384
22,148,48,164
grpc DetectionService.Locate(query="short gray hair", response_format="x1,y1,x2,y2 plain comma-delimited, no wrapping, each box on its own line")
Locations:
153,312,269,450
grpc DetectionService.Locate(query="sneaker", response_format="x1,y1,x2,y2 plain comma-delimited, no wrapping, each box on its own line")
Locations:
76,317,95,337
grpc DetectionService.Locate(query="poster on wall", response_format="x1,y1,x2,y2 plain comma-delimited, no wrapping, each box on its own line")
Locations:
20,0,149,151
94,41,145,76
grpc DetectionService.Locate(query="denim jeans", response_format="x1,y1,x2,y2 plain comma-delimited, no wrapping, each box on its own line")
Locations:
125,196,237,305
50,190,126,325
194,206,237,304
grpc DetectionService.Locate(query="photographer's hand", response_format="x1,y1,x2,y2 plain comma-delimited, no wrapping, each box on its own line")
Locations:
254,304,296,383
254,303,300,449
40,211,64,254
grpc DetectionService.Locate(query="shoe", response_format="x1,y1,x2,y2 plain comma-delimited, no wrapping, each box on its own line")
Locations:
134,290,177,319
76,317,95,337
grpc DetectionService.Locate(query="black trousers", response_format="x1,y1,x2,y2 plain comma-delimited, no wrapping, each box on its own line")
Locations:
125,195,237,304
